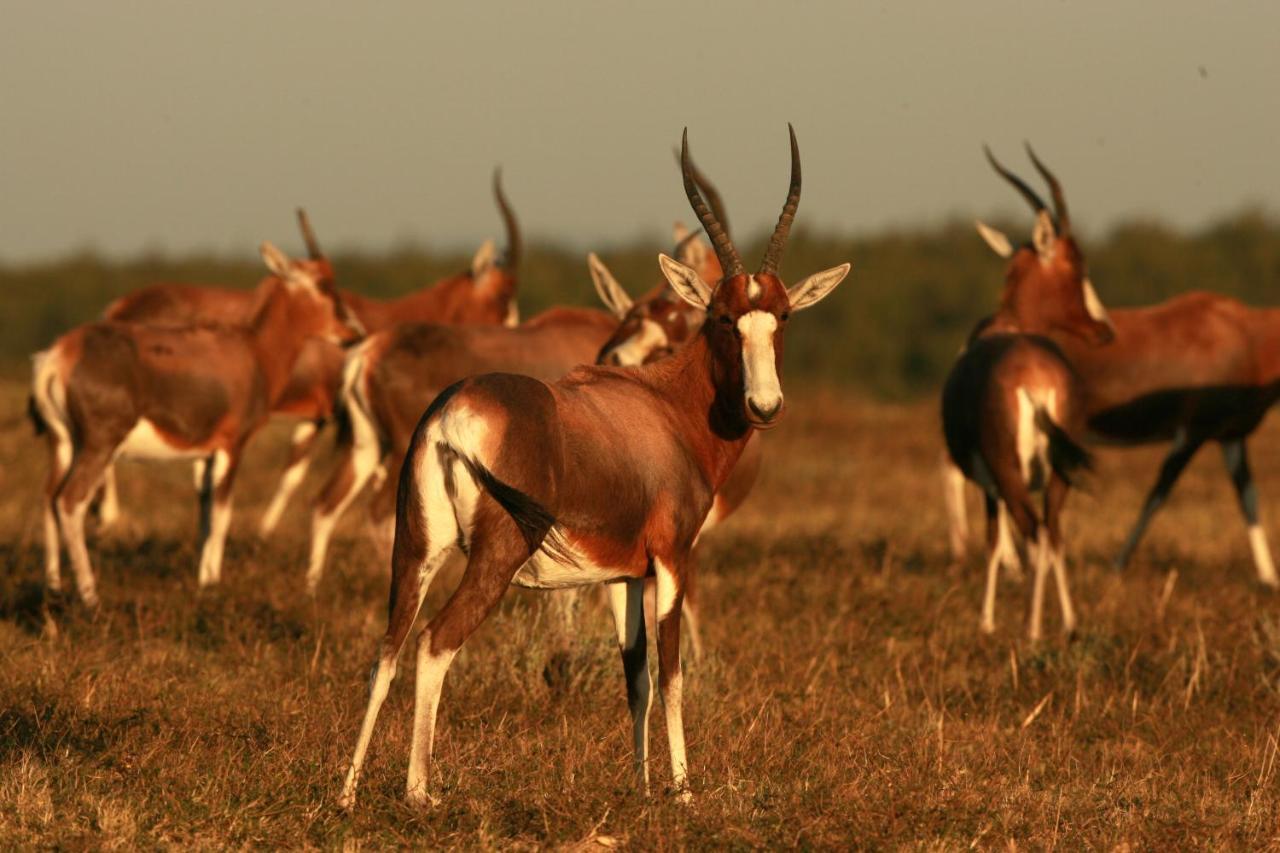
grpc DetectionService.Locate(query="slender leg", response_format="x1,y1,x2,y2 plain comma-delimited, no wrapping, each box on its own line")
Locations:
55,447,115,607
307,423,382,592
994,502,1023,581
1027,531,1050,643
339,434,459,810
942,451,970,560
43,436,72,592
97,464,121,530
654,557,690,802
980,495,1002,635
1114,432,1203,569
1044,474,1077,635
197,450,238,587
1221,439,1280,588
609,578,651,791
259,421,321,538
404,501,526,806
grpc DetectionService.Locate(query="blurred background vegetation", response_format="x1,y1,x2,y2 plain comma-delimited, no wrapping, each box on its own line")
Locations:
4,209,1278,397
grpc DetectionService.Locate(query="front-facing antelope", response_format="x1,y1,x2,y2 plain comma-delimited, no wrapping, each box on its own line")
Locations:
32,240,363,606
338,126,850,808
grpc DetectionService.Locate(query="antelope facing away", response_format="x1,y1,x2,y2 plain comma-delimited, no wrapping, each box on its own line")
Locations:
338,126,850,809
98,174,521,537
942,146,1114,640
32,241,364,607
947,149,1280,590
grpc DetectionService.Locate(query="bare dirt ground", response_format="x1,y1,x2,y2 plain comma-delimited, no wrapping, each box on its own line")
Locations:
2,380,1279,848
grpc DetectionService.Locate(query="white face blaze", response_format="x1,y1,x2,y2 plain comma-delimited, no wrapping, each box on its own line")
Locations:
737,309,782,419
607,319,669,367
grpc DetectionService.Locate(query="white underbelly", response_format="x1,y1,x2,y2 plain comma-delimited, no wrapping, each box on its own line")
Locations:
115,419,208,462
510,528,629,590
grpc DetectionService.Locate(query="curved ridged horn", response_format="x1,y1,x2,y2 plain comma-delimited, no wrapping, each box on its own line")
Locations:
674,149,730,237
296,208,323,260
493,167,521,269
1024,142,1069,233
681,129,743,277
984,145,1049,217
758,123,801,276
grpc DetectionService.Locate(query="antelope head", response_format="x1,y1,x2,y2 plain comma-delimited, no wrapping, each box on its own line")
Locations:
259,238,364,345
658,126,850,429
977,145,1114,346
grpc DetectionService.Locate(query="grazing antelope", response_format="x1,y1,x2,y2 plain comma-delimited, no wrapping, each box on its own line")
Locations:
98,174,521,536
948,149,1280,589
305,227,722,591
337,126,850,809
942,146,1114,640
32,241,364,607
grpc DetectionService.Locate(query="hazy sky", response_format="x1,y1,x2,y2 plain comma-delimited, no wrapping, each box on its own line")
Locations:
1,1,1276,262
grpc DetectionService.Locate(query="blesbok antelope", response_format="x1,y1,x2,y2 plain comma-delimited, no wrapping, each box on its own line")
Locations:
948,148,1280,589
31,241,364,607
98,173,521,536
942,146,1114,640
337,126,850,809
305,227,722,591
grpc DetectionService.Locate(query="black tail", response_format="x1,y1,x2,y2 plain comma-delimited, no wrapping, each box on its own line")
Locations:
1034,407,1092,486
27,395,47,436
462,458,563,558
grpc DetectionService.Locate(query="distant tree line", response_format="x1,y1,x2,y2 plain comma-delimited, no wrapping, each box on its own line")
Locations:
3,209,1277,397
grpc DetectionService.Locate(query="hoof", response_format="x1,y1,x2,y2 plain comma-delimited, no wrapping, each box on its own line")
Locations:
672,787,693,806
979,620,996,636
405,785,438,809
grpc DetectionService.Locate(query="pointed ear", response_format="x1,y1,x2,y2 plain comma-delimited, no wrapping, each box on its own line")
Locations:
658,253,712,309
672,222,691,245
587,253,634,319
975,221,1013,258
260,241,293,279
786,263,851,312
1082,277,1113,327
471,239,497,279
1032,211,1056,264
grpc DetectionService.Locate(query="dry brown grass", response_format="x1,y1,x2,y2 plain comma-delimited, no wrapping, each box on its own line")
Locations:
3,380,1280,848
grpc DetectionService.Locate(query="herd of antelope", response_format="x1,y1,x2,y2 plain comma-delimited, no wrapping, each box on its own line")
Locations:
21,127,1280,807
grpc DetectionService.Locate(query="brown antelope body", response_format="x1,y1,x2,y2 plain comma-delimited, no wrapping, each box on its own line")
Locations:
337,127,850,808
306,220,730,591
100,176,521,536
942,147,1113,639
32,243,364,606
948,154,1280,588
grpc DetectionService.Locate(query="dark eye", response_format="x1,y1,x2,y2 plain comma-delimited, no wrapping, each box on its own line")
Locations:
780,312,790,322
718,315,732,326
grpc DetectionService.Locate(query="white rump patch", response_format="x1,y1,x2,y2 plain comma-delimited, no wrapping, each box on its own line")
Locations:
439,403,494,467
1015,387,1056,486
737,311,781,414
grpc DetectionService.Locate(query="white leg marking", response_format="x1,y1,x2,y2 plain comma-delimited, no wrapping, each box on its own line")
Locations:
980,532,1001,635
609,579,651,791
339,653,397,810
1049,541,1077,635
260,422,317,537
654,559,689,800
306,410,382,592
57,497,99,608
1028,532,1049,643
98,465,121,529
1248,524,1279,588
942,452,968,560
406,638,459,806
197,451,233,587
994,502,1022,581
192,458,207,492
32,351,71,588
